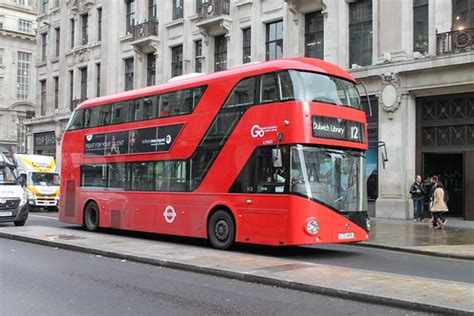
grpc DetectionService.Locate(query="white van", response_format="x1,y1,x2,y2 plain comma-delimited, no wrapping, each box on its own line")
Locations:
0,155,28,226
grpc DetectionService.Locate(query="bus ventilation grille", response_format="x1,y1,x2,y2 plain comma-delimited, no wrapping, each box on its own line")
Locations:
65,180,76,217
111,210,122,228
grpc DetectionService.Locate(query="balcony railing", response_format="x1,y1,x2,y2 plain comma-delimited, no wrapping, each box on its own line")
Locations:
197,0,230,20
436,28,474,55
132,21,159,42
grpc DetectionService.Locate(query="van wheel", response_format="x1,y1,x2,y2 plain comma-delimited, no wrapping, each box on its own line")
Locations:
14,220,26,227
84,202,100,231
208,210,235,250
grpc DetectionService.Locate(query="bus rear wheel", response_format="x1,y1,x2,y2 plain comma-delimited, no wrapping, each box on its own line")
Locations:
208,210,235,250
84,202,100,232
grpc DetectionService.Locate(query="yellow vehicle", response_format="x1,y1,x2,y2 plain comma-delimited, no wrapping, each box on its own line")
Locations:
14,154,60,211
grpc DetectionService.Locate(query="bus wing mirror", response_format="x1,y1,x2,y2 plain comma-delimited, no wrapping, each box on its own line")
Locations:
272,149,283,168
369,141,389,169
357,81,373,117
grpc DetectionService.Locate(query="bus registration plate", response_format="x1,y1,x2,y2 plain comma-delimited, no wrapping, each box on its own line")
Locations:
0,211,13,217
338,232,354,240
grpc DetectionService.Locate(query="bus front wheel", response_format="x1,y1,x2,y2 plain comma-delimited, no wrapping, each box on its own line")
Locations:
208,210,235,250
84,202,100,232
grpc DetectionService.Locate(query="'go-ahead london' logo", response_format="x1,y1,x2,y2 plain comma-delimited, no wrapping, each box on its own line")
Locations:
163,205,177,223
251,125,278,138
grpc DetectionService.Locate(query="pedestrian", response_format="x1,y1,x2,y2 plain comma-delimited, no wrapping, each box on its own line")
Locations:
430,181,448,229
409,175,426,222
428,175,438,224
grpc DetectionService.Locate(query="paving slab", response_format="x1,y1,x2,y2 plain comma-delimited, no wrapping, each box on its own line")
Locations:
1,225,473,315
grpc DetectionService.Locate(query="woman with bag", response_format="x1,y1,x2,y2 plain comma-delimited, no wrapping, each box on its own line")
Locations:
430,181,448,229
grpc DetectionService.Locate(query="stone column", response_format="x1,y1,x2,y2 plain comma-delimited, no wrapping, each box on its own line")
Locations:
375,73,414,219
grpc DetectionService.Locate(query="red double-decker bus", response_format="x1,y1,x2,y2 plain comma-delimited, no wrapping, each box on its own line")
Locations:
59,58,369,249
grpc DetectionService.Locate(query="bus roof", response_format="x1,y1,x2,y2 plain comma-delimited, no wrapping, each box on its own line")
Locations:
77,57,355,110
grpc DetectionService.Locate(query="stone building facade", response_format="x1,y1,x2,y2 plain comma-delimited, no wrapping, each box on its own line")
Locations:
29,0,474,219
0,0,37,155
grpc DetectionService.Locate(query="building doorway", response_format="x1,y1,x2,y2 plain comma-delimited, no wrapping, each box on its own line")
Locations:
423,153,464,217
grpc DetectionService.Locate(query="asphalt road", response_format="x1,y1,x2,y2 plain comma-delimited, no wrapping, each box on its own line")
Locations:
21,212,474,284
0,238,426,315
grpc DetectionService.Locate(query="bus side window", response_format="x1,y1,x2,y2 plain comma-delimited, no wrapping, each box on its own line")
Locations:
224,77,256,108
68,109,85,130
178,89,193,115
260,73,278,103
111,101,130,124
193,86,206,109
278,71,295,100
97,104,111,126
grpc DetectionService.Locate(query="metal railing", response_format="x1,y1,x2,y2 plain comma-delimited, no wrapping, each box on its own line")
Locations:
197,0,230,20
132,21,159,42
436,28,473,55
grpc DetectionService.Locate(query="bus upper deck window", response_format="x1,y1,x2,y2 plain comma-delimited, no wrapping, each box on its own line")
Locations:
224,77,256,108
260,74,278,103
278,72,294,100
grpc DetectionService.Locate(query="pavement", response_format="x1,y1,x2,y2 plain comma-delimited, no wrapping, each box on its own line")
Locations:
362,217,474,260
1,216,473,314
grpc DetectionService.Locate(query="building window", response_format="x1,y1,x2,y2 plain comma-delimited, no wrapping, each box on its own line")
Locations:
124,57,134,91
171,45,183,77
0,48,4,65
413,0,428,54
195,40,202,72
69,70,74,107
214,35,227,71
41,33,47,61
70,18,75,49
18,19,32,33
242,28,251,63
97,8,102,41
126,0,136,34
96,63,101,97
453,0,474,29
266,20,283,61
305,11,324,59
349,0,373,67
173,0,183,20
55,27,60,57
81,14,88,45
54,76,59,109
17,117,26,154
40,80,46,116
0,77,3,97
146,53,156,86
149,0,158,21
80,67,87,100
16,52,31,100
42,0,49,14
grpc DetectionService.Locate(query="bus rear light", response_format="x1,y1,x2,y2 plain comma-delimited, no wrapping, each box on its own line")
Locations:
304,218,319,236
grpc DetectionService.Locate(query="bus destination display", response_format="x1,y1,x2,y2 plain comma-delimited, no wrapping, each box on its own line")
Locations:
312,116,364,143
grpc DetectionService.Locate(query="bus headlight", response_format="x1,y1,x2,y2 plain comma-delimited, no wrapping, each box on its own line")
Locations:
366,217,371,232
305,218,319,235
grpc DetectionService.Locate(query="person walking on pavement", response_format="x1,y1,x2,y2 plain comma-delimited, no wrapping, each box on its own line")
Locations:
410,175,426,222
430,181,448,229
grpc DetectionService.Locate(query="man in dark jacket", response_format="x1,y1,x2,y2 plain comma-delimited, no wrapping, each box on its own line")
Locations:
410,175,426,222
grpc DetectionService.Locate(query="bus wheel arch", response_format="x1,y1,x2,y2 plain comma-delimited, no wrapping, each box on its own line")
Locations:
83,200,100,232
206,205,236,250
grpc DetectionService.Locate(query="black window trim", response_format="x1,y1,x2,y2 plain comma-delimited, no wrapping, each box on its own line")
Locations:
66,85,208,131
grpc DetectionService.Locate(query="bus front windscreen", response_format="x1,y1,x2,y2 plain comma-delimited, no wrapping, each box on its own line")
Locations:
290,70,361,109
291,145,367,212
